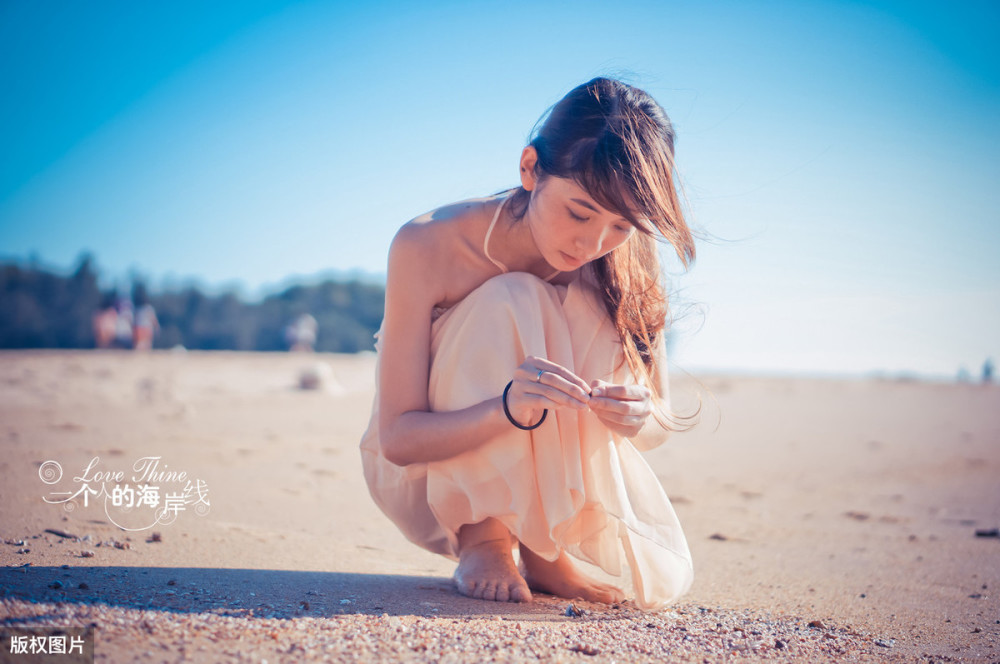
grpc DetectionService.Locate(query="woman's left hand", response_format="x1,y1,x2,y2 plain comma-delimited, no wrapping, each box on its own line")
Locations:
587,379,653,438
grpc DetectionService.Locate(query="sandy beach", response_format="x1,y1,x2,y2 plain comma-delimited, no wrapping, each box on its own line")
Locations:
1,350,997,662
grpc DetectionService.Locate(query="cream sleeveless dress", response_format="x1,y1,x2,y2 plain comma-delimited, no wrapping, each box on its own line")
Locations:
359,195,693,609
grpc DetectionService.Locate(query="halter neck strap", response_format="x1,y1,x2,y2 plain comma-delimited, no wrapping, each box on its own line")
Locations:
483,196,510,274
483,194,561,282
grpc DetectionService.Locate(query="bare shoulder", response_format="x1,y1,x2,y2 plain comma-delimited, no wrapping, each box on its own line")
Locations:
393,197,491,248
388,197,498,289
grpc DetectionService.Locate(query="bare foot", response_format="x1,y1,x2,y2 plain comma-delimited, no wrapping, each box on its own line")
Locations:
519,545,625,604
454,537,532,602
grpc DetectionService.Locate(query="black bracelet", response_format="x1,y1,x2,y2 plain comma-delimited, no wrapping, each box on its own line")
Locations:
502,380,547,430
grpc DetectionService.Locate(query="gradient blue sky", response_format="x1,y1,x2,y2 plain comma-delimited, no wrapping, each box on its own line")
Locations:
2,0,998,377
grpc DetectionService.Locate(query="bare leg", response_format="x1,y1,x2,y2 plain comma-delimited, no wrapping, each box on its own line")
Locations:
519,544,625,604
454,518,532,603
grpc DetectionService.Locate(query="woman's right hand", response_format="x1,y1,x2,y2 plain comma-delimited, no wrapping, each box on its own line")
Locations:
504,355,592,427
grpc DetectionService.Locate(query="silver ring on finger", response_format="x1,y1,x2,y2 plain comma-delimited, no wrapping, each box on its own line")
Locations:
534,369,546,383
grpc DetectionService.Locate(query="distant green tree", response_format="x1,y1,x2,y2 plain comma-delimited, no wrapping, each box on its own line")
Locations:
0,255,684,357
0,256,385,352
0,254,102,348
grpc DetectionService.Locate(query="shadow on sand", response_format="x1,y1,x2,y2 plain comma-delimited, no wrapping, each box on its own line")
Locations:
0,566,585,622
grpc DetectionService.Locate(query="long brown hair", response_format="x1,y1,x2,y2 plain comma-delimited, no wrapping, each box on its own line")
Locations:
508,77,695,425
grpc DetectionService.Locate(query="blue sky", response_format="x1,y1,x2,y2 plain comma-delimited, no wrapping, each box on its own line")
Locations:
1,0,998,377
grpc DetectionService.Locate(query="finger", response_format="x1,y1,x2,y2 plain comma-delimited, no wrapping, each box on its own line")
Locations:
520,382,589,410
506,393,578,428
508,383,585,414
590,383,650,401
522,356,590,393
590,383,649,401
514,373,589,407
588,396,650,417
594,411,647,429
534,370,591,404
503,392,551,426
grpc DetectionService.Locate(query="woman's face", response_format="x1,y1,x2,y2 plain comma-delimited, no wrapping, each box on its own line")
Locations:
525,176,637,271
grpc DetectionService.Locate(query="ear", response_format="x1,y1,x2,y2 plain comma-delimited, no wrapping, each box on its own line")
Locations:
519,146,539,191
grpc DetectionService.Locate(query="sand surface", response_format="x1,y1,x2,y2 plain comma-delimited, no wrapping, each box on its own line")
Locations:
1,350,997,662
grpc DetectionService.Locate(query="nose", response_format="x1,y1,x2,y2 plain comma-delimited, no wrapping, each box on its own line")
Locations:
575,227,605,258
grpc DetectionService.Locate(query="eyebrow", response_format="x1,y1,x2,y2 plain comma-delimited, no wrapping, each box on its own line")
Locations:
569,198,600,213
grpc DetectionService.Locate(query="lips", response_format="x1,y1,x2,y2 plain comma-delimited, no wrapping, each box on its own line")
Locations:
560,251,584,267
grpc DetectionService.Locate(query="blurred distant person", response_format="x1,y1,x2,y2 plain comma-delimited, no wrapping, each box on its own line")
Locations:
92,301,118,349
133,302,159,351
114,297,134,349
983,358,994,384
285,313,318,352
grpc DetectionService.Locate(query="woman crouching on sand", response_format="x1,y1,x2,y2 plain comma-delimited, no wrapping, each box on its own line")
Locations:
360,77,696,609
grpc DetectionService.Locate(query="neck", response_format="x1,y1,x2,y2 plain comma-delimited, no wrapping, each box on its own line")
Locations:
491,201,555,278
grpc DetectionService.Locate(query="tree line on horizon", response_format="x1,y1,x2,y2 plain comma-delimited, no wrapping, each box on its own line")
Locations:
0,255,384,352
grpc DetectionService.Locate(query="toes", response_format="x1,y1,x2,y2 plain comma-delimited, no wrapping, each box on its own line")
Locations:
604,583,625,603
591,584,624,604
495,582,510,602
458,580,477,599
580,592,603,604
510,582,533,603
480,580,498,601
597,590,619,604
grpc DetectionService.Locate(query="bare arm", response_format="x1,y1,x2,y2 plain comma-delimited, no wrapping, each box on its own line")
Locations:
377,223,590,467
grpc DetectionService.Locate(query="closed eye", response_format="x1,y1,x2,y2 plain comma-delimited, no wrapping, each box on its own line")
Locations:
567,208,588,222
